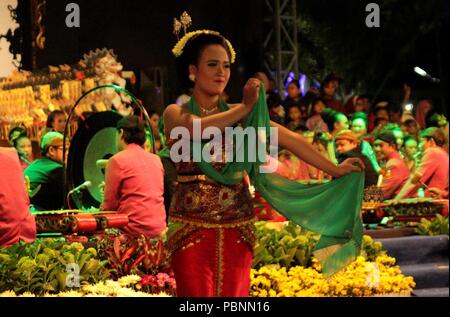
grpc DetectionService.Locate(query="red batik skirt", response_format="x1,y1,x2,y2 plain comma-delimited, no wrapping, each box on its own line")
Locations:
171,227,253,297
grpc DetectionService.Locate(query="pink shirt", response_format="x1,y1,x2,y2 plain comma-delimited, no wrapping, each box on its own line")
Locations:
102,144,166,237
0,147,36,246
405,147,449,198
419,147,449,195
382,151,410,200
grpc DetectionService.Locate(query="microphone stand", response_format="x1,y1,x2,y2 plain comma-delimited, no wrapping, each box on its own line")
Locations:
67,188,84,210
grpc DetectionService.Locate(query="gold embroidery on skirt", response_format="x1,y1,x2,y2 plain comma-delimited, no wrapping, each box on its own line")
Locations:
169,216,257,229
215,228,225,297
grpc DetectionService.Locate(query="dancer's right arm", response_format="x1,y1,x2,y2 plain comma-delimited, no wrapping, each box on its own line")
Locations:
163,79,260,139
163,103,251,138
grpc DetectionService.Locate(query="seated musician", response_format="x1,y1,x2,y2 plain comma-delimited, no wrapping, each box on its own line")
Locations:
24,132,67,211
394,127,449,201
100,115,167,238
0,147,36,246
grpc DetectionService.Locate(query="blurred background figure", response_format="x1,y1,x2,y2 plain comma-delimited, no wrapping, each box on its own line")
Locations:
401,136,419,173
286,105,306,131
306,97,328,133
415,99,433,129
320,73,344,113
253,72,284,124
394,127,449,201
323,109,349,138
11,133,34,170
8,126,34,169
46,110,67,134
401,118,421,142
283,80,301,107
350,111,380,173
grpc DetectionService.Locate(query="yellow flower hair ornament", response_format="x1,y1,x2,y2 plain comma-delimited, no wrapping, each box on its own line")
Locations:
171,30,236,63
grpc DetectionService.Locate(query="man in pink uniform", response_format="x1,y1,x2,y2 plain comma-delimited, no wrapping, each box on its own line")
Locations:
394,127,449,200
0,147,36,246
101,115,167,238
373,131,410,200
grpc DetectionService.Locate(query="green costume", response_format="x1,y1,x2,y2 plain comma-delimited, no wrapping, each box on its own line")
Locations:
163,86,365,276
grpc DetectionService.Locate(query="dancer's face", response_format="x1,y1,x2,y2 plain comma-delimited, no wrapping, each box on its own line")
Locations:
190,44,231,96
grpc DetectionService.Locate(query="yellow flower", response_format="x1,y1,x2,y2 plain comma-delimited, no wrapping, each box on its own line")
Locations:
258,289,268,297
0,291,16,297
69,242,84,252
268,290,277,297
118,275,141,287
57,290,83,297
86,247,97,257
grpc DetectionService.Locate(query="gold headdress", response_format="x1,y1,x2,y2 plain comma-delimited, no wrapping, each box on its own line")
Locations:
171,12,236,63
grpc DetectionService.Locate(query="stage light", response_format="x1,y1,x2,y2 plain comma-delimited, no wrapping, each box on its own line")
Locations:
413,66,440,83
299,74,306,96
405,103,413,112
414,66,427,77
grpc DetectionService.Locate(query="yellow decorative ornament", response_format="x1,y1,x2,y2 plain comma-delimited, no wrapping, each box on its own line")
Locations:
171,30,236,63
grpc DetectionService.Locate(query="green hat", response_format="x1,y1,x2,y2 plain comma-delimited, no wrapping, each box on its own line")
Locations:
40,131,64,152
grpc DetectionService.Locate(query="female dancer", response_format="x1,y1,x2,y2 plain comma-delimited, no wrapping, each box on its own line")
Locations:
163,31,364,297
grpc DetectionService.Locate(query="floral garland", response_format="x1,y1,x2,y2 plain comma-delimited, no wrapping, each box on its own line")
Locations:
171,30,236,63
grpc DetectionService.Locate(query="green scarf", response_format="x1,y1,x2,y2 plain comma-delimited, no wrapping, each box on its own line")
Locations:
164,87,365,276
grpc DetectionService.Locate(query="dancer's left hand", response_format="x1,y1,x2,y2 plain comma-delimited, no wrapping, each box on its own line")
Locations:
334,158,365,177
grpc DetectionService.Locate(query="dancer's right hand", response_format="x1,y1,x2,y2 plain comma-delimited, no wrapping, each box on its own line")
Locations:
243,78,260,110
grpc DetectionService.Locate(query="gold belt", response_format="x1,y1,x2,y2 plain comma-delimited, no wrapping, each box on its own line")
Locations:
177,174,214,183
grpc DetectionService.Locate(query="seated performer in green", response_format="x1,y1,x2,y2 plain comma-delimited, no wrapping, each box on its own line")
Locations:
24,132,68,211
163,28,365,297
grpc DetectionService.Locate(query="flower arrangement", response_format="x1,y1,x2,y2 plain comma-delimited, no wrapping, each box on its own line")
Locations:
0,239,109,296
0,276,172,297
0,235,176,297
135,273,177,296
96,233,170,279
360,234,387,262
250,255,415,297
252,221,319,269
253,221,388,270
415,214,449,236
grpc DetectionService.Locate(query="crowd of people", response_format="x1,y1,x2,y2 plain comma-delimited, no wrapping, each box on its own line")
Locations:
247,72,449,204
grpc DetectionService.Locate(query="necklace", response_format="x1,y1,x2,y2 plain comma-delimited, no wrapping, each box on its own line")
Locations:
199,105,219,115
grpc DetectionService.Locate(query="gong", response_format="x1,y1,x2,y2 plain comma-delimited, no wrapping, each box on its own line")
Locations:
66,111,122,209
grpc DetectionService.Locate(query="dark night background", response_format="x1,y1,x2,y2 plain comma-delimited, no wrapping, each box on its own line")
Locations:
11,0,450,114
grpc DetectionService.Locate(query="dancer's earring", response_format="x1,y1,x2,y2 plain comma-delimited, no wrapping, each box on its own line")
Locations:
189,74,196,82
